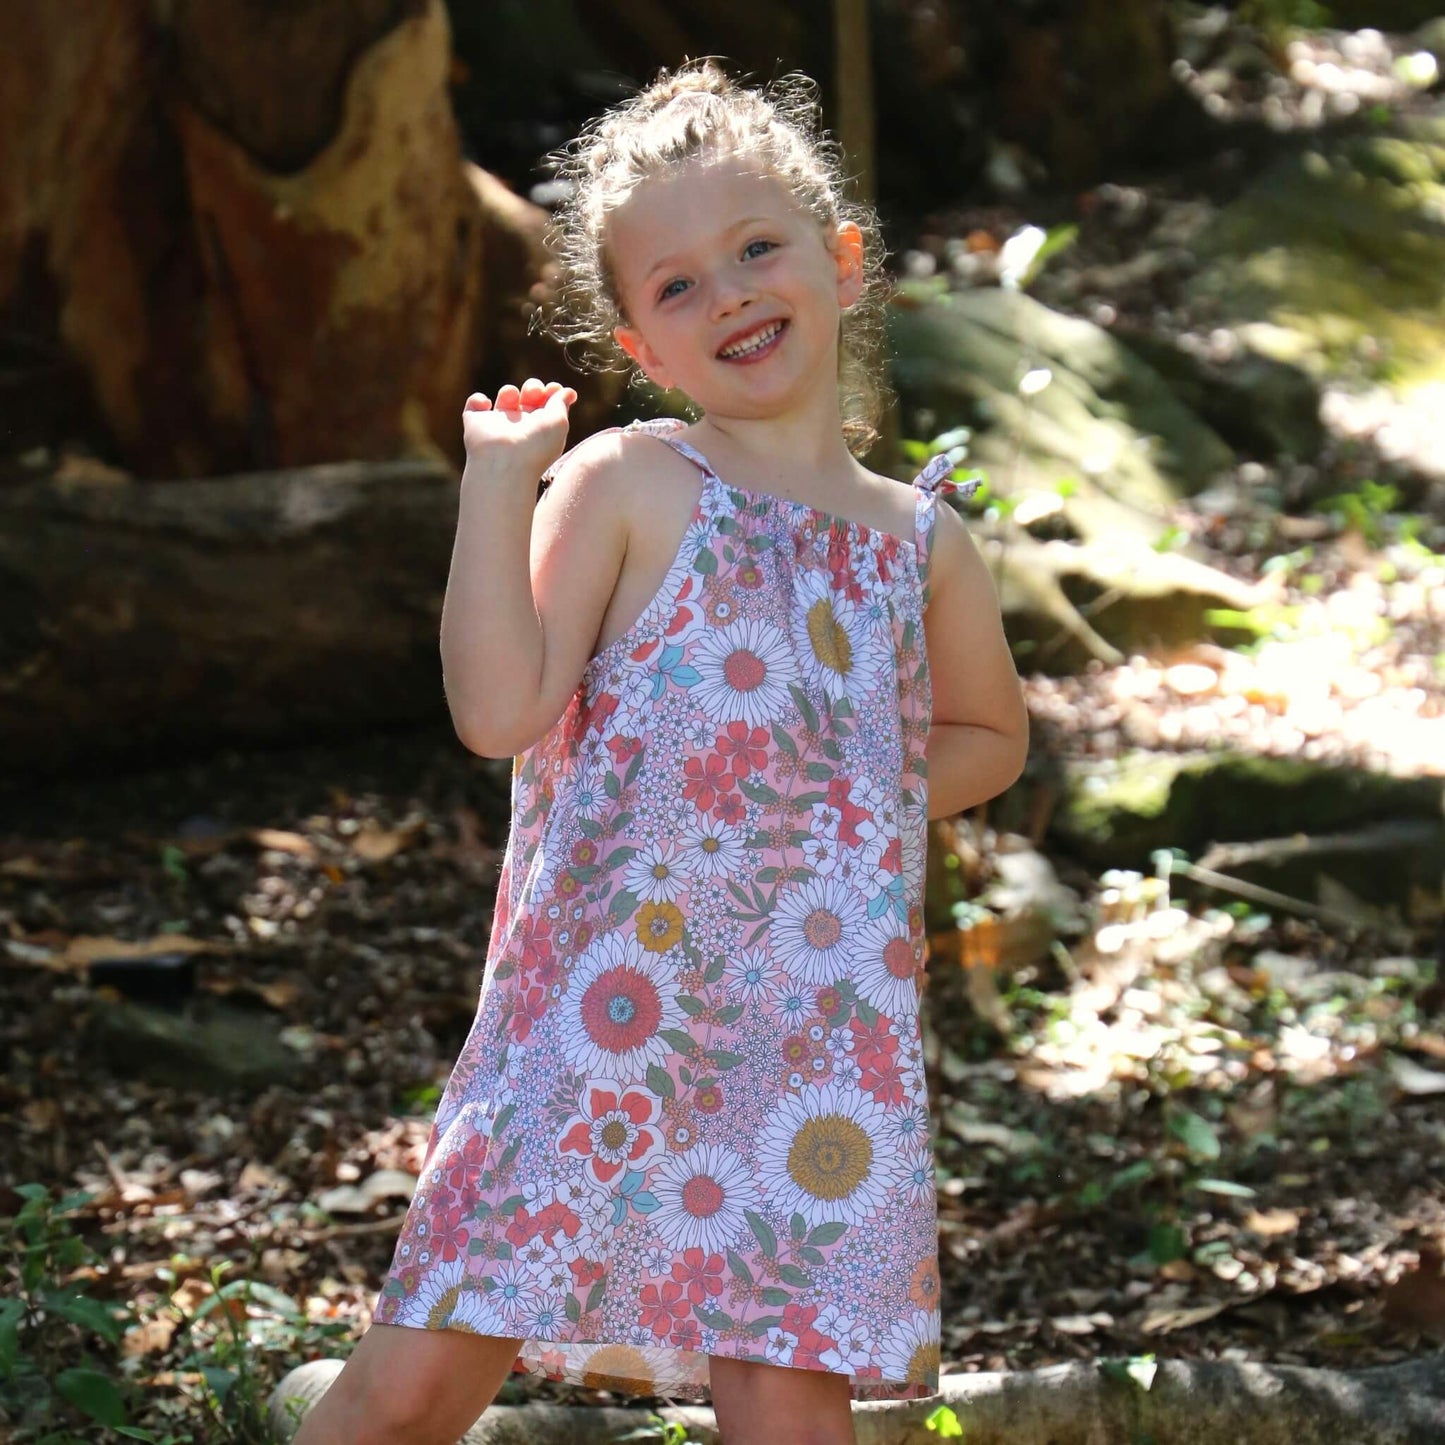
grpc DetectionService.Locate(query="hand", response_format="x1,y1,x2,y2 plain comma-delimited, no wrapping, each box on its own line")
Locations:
461,378,579,481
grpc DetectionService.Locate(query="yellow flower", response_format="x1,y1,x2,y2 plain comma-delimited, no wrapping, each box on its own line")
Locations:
635,899,684,953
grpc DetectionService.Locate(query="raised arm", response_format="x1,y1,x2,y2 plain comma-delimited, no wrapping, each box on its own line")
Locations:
440,379,632,758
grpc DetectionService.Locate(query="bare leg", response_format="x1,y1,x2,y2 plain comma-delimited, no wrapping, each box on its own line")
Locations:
288,1323,524,1445
709,1355,856,1445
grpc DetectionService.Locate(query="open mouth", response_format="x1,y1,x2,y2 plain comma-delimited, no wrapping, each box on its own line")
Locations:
716,318,788,363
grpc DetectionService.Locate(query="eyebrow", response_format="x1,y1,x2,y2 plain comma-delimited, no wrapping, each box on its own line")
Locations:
641,216,777,283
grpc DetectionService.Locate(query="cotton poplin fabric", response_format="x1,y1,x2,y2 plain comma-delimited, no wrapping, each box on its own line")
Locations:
374,417,971,1402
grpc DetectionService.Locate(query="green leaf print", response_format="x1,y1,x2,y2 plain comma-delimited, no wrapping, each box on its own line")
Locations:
565,1295,581,1324
495,1241,513,1260
746,1316,785,1336
624,747,646,788
778,1264,812,1288
797,1246,825,1267
646,1063,676,1099
607,889,640,925
759,1288,791,1307
790,1213,807,1241
498,1194,526,1215
745,1210,778,1259
604,846,639,869
493,1102,516,1136
705,1050,744,1070
660,1028,699,1055
677,996,706,1018
713,1002,744,1026
585,1277,607,1313
756,867,780,884
855,999,880,1028
726,1249,754,1284
789,683,820,734
770,722,799,758
695,547,718,574
821,738,844,761
832,695,855,719
468,1239,487,1256
737,777,780,805
499,1136,522,1170
807,1221,848,1246
703,954,725,985
696,1306,733,1329
804,762,834,783
604,771,622,800
792,791,827,808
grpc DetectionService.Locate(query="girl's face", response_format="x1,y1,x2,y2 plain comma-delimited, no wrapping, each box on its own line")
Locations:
607,156,864,421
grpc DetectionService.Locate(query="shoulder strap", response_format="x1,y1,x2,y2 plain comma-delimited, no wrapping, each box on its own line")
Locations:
539,416,706,492
911,452,979,602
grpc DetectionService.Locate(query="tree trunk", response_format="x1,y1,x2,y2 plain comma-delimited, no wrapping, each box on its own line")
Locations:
0,0,567,480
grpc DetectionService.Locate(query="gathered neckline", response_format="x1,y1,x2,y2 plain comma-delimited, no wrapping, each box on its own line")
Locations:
627,417,921,553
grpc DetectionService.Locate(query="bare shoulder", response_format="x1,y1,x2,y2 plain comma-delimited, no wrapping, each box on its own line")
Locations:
540,426,692,528
926,492,995,606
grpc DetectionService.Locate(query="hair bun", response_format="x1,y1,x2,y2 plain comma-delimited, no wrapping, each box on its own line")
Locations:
638,58,734,112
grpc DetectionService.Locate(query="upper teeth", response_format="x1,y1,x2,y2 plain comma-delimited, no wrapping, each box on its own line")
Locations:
719,321,783,358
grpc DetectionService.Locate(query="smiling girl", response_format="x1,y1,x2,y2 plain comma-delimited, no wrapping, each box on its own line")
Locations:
290,60,1027,1445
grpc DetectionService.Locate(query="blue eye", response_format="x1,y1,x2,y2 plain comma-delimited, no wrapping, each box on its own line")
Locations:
658,277,688,301
743,238,776,259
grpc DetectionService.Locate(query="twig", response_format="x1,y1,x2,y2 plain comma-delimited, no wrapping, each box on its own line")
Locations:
294,1213,408,1244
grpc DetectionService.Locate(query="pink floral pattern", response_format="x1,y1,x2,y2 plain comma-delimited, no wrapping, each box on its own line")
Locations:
375,417,972,1402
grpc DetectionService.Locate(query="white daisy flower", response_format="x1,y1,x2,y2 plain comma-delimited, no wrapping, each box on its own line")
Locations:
445,1287,511,1336
889,1102,933,1148
623,841,689,904
774,985,811,1030
853,914,925,1019
679,814,747,879
756,1082,897,1228
648,1142,755,1255
770,876,870,987
393,1257,472,1330
489,1257,541,1325
898,1143,935,1207
559,932,685,1079
816,1306,874,1373
790,569,885,705
523,1292,568,1337
765,1326,799,1366
723,948,781,1004
877,1309,941,1388
687,618,800,729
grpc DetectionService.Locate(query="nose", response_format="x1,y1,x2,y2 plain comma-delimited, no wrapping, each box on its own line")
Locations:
708,267,757,322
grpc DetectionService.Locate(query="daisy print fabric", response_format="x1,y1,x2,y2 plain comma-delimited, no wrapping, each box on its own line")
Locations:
374,417,972,1403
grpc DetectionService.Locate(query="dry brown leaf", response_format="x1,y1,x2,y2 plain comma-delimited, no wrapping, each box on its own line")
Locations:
351,818,423,863
122,1316,178,1358
248,828,317,859
1245,1207,1302,1237
60,933,223,972
1140,1297,1233,1334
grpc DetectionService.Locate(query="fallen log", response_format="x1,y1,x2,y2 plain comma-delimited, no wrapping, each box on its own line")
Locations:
270,1353,1445,1445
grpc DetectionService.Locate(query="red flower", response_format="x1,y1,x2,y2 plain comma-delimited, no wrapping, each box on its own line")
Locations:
571,839,599,867
848,1013,899,1071
670,1318,705,1351
713,790,746,826
670,1248,725,1304
716,721,769,779
434,1206,472,1263
444,1132,490,1193
860,1057,908,1107
570,1258,605,1289
694,1081,724,1115
639,1279,689,1337
606,734,642,766
825,777,874,848
683,752,730,811
781,1301,837,1370
815,986,843,1018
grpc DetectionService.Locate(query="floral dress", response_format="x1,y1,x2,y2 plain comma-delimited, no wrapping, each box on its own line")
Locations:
374,416,970,1403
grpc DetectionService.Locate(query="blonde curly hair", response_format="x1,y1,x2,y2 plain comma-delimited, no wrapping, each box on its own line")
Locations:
535,58,890,457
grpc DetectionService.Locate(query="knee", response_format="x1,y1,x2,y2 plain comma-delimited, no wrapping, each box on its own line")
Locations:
294,1369,445,1445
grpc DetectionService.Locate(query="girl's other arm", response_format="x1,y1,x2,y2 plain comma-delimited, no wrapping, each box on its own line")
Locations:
922,504,1030,819
442,393,633,758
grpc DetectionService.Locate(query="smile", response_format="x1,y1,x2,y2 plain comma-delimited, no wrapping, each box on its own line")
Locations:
716,319,788,361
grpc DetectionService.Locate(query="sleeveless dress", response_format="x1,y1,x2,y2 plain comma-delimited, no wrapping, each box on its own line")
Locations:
374,416,972,1404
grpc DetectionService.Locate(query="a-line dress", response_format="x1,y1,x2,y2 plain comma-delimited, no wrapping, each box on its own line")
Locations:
374,415,971,1403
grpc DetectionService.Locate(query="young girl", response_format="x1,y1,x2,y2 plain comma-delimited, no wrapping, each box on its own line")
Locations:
293,60,1027,1445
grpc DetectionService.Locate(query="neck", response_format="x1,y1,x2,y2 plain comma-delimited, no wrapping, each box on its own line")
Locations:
692,388,858,483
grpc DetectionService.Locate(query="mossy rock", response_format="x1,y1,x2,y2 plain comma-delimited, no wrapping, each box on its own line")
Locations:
1053,750,1445,865
889,285,1234,540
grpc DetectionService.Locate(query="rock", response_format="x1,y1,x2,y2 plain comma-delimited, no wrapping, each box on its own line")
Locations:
889,284,1235,539
1117,329,1324,463
1052,751,1445,866
86,997,303,1091
1187,113,1445,484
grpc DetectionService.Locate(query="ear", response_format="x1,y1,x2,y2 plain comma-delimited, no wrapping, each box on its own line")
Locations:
832,221,865,309
613,323,675,391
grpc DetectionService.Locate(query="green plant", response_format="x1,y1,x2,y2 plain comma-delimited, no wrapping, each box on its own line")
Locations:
1,1185,142,1442
1315,480,1400,547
